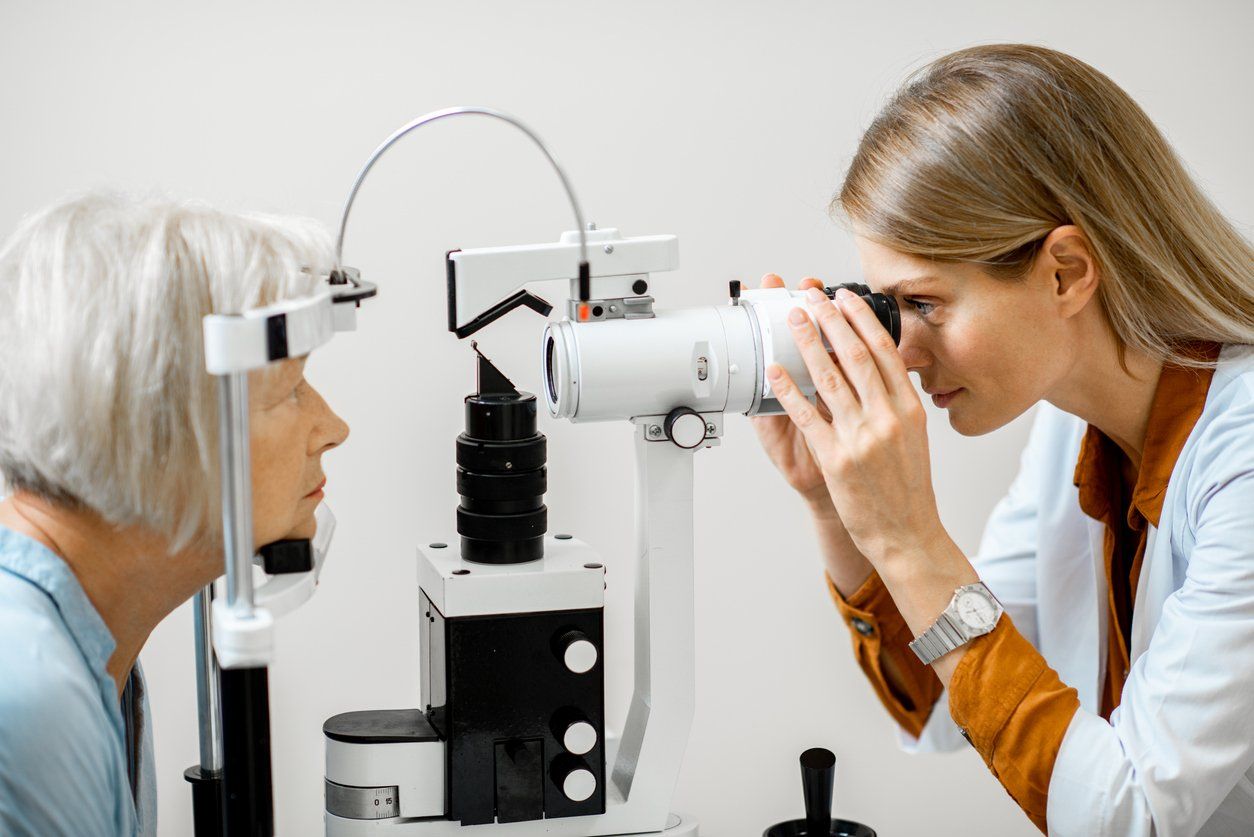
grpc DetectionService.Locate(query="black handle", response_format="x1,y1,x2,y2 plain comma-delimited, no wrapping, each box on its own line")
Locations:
220,666,274,837
800,747,835,836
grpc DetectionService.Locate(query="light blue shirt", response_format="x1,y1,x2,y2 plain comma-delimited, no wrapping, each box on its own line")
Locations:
0,524,157,836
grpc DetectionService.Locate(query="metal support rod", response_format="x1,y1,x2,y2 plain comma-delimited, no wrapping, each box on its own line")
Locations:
332,106,591,295
609,426,697,831
218,372,255,616
193,586,223,772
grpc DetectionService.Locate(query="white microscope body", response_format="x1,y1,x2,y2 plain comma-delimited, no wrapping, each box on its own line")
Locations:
324,228,704,836
318,109,897,837
322,221,898,836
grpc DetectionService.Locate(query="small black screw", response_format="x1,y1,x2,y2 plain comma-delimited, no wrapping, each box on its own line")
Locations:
632,279,648,295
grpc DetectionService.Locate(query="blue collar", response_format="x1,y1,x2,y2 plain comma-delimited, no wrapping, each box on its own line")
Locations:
0,524,117,677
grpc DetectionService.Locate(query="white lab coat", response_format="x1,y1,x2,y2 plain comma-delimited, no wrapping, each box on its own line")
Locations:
903,343,1254,836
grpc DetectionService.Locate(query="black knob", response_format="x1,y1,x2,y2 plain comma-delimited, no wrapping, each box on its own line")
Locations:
801,748,835,836
663,406,707,450
729,280,742,302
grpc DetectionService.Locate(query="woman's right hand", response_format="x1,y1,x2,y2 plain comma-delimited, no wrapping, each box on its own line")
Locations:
748,274,837,513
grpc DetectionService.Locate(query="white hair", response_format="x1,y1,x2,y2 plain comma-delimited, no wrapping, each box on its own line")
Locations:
0,192,333,550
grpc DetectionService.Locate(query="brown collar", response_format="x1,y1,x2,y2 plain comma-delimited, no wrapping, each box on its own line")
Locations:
1074,343,1221,530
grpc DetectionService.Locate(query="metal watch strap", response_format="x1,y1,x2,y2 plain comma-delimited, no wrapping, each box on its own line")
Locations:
908,612,967,666
908,582,1003,666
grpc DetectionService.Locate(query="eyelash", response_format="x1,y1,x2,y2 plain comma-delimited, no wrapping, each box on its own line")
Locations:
904,297,935,317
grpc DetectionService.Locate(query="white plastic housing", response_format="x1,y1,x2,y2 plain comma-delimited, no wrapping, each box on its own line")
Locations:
448,228,679,335
325,736,445,819
543,287,833,422
203,291,335,375
741,286,836,402
417,534,604,618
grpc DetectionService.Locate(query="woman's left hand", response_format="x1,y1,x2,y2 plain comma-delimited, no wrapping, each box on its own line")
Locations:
767,285,943,568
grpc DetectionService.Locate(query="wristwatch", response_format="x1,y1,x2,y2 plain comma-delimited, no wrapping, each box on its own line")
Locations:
908,582,1004,665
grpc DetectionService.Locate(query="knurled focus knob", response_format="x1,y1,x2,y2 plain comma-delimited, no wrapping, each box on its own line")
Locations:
664,406,706,450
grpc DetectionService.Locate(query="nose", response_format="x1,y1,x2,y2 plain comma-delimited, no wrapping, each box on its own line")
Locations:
897,320,931,373
308,385,350,455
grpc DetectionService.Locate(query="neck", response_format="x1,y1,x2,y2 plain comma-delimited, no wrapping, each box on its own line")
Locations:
1046,317,1163,471
0,492,216,695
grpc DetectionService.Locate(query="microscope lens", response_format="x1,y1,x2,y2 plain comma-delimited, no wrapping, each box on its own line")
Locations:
455,353,548,564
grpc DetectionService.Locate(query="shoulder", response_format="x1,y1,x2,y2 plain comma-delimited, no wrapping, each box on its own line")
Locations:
1187,346,1254,469
1207,344,1254,415
0,572,120,833
1174,346,1254,522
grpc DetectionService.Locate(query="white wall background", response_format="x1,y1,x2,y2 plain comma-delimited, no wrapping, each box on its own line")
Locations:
1,1,1251,835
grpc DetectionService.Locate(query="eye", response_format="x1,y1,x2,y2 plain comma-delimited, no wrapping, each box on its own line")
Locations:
903,297,935,317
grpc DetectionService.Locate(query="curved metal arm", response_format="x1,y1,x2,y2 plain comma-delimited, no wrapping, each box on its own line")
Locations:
334,106,589,270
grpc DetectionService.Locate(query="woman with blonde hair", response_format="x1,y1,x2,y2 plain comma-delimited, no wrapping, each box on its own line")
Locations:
0,193,350,835
753,44,1254,834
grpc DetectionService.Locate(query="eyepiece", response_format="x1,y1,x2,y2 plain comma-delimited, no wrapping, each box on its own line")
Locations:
828,283,900,345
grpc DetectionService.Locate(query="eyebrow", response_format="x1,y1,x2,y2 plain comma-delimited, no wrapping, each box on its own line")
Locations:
878,276,940,297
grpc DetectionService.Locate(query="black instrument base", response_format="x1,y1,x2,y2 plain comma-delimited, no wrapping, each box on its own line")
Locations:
764,818,876,837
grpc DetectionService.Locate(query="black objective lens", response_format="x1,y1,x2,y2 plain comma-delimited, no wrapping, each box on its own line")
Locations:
827,283,901,346
456,350,547,564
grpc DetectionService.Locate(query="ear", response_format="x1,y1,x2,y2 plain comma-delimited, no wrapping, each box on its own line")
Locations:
1036,225,1099,318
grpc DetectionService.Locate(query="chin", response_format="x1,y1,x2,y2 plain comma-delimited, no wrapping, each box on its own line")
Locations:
948,397,1032,436
288,513,318,541
946,406,1003,437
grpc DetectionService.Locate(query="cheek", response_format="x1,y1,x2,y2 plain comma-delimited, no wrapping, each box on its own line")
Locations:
938,303,1039,384
249,410,312,541
945,316,1055,433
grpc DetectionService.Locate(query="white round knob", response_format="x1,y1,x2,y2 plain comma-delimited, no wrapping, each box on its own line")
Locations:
563,721,597,755
562,767,597,802
665,407,707,450
563,638,598,674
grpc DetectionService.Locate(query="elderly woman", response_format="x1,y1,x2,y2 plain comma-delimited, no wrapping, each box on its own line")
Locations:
0,193,349,836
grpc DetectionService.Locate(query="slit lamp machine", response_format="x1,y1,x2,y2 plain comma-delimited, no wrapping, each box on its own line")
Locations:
188,108,899,837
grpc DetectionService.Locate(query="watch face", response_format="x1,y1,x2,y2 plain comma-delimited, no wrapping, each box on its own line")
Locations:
956,590,998,631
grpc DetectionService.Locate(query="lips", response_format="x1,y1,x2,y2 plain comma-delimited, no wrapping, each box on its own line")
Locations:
923,387,960,397
304,478,326,498
926,388,963,408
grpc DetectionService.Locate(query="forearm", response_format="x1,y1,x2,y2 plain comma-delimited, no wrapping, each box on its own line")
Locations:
811,495,944,734
805,491,875,597
873,533,982,688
